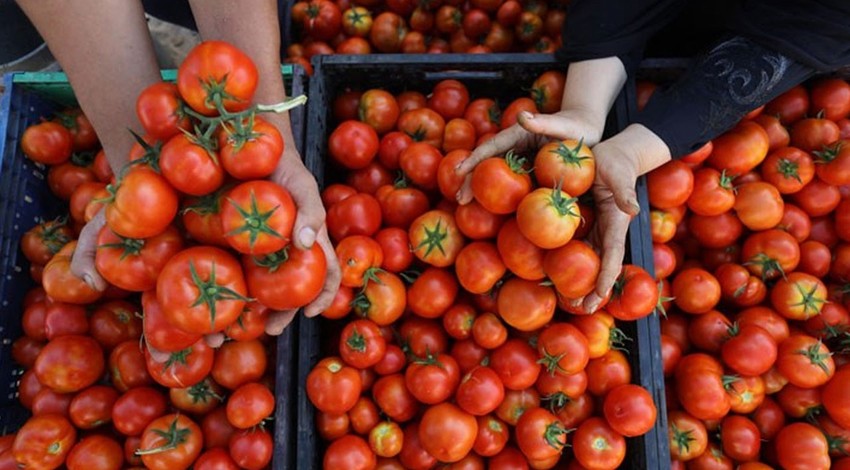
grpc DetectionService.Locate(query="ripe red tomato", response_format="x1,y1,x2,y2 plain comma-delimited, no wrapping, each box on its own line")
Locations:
721,324,777,376
34,334,104,393
157,246,248,334
136,82,191,140
409,209,464,267
112,386,168,436
490,339,541,391
141,290,201,353
572,417,626,469
229,427,273,470
419,403,478,462
667,410,708,461
243,243,326,310
370,12,407,52
761,147,815,194
790,117,840,152
607,265,659,320
456,366,505,416
106,167,178,239
398,142,442,190
339,319,387,368
47,157,98,200
397,108,445,148
776,334,835,388
707,121,770,175
734,181,784,231
374,228,413,273
405,352,460,404
42,241,103,305
218,116,283,180
329,120,380,169
471,152,532,214
182,189,230,248
516,187,581,249
376,182,430,228
137,414,203,470
497,278,556,331
741,229,800,281
211,339,267,390
221,181,296,255
193,448,239,470
21,121,73,165
455,241,505,294
674,353,731,421
764,85,809,125
515,407,567,461
12,414,76,469
671,268,721,314
770,271,827,320
327,192,382,242
159,134,224,196
307,356,361,415
536,323,589,376
814,140,850,186
455,199,506,240
109,340,153,391
603,384,657,437
145,337,213,388
177,41,258,116
648,160,694,209
95,225,183,292
225,382,274,429
69,385,119,429
170,377,225,416
775,423,830,470
21,218,73,266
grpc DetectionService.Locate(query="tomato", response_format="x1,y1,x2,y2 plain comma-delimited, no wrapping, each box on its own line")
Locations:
399,423,438,469
464,98,500,137
307,357,361,415
713,263,766,307
67,385,117,430
585,349,631,397
65,435,124,470
224,302,269,341
675,353,730,421
685,167,735,216
515,187,581,249
178,40,257,115
377,132,413,172
666,411,708,461
145,337,213,388
21,121,73,165
11,335,43,369
42,241,103,304
408,209,464,267
687,211,742,248
814,140,850,186
376,183,430,230
454,199,506,240
602,384,657,438
777,334,834,388
793,176,842,216
533,323,589,378
761,146,815,194
374,228,412,273
707,121,769,175
442,118,476,152
169,377,225,415
95,225,183,292
107,341,152,392
87,301,140,349
721,324,778,377
342,6,373,36
329,120,380,170
462,9,491,39
211,339,268,389
335,235,384,288
40,300,87,340
338,319,386,369
741,229,800,282
137,414,202,470
370,12,407,53
607,265,658,320
752,397,785,440
159,134,224,196
404,352,460,404
112,387,168,437
764,85,809,124
228,427,273,470
495,219,545,282
790,117,840,152
734,181,784,231
182,188,230,248
451,339,489,375
515,407,567,461
368,421,403,458
220,180,295,255
21,218,73,266
223,382,274,430
489,447,529,470
808,78,850,120
12,415,75,469
136,82,191,140
497,278,556,331
373,374,420,422
31,388,72,417
193,448,239,470
454,242,505,295
47,156,98,201
571,417,626,470
106,167,178,239
733,307,789,345
419,403,477,462
770,272,827,320
327,192,382,242
490,339,541,391
471,152,532,214
34,334,104,393
753,114,791,150
244,243,326,310
218,116,283,180
316,411,350,441
775,423,830,470
647,160,694,210
669,267,719,314
455,366,505,416
352,269,406,325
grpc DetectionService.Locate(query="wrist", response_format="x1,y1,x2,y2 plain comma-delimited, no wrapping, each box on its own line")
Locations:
597,124,672,175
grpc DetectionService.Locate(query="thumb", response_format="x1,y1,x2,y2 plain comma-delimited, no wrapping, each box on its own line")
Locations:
602,164,641,217
516,111,573,141
265,310,298,336
70,211,108,291
284,175,325,251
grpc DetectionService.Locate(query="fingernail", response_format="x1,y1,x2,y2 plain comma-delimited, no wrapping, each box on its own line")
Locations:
519,111,533,120
630,202,641,214
568,297,583,308
83,274,95,290
299,228,316,247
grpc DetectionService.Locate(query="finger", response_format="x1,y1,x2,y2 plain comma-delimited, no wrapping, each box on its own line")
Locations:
600,166,641,217
585,219,630,313
70,212,108,292
147,344,171,363
456,126,522,176
204,333,225,348
456,173,474,205
303,228,342,318
516,111,574,141
281,167,325,250
265,310,298,336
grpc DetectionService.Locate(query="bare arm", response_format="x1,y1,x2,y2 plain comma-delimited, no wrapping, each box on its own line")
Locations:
16,0,161,174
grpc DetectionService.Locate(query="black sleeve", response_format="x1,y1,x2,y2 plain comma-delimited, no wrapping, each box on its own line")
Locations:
636,36,816,158
556,0,687,72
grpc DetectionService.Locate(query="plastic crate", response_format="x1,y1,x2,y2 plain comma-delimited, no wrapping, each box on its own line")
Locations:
0,66,309,466
296,54,670,469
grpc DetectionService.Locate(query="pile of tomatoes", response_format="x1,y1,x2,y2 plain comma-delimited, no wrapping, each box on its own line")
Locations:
642,78,850,469
3,41,321,469
286,0,566,70
304,71,660,469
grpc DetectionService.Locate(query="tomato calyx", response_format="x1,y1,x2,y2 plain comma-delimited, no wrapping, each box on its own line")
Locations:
543,421,569,452
718,169,735,191
53,110,79,131
813,141,843,163
791,281,827,319
393,172,410,189
163,347,192,371
777,158,803,183
487,104,501,125
127,130,163,173
182,185,227,216
410,350,445,369
413,217,449,259
504,150,531,175
135,415,192,456
225,191,285,250
530,87,548,112
537,346,568,375
398,269,422,284
39,217,71,255
251,245,292,273
69,149,97,167
220,112,263,153
822,430,850,455
189,379,225,404
542,391,571,413
796,340,834,375
744,253,785,282
344,8,369,26
546,186,580,219
188,260,252,331
654,281,674,318
351,268,385,314
609,327,631,352
345,327,367,353
670,422,696,454
99,234,146,260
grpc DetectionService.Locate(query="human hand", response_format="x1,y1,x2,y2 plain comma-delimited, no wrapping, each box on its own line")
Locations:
267,148,341,335
455,109,604,203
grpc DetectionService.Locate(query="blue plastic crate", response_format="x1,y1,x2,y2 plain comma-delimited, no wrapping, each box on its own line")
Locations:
0,66,309,459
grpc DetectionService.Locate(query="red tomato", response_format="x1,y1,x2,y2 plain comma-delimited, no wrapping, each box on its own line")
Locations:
761,146,815,194
408,209,464,267
515,407,567,461
47,156,97,200
339,319,387,369
95,225,183,292
177,41,257,116
764,85,809,125
497,278,556,331
667,410,708,461
370,12,407,53
378,131,413,170
220,181,296,255
810,78,850,120
374,228,413,273
137,414,202,470
243,243,326,310
159,134,224,196
329,120,380,169
516,187,581,249
136,82,191,140
721,324,777,376
455,199,506,240
490,339,541,391
34,334,104,393
229,427,273,470
397,108,445,148
456,366,505,416
42,242,103,305
671,268,720,314
607,265,659,320
419,403,478,462
790,117,840,152
429,80,470,120
405,352,460,404
707,121,770,175
814,140,850,186
775,423,830,470
218,116,283,180
603,384,657,437
753,114,791,151
226,382,274,429
572,417,626,470
69,385,119,429
211,339,268,390
734,181,784,231
112,387,168,436
145,338,213,388
770,272,827,320
106,168,178,239
12,415,76,469
674,354,730,421
327,193,382,242
776,334,835,388
470,153,532,214
586,350,632,397
455,241,505,294
21,218,73,266
21,121,73,165
376,183,430,229
307,356,361,415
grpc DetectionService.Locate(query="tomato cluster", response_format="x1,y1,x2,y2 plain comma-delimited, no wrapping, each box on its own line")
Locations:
305,74,659,469
4,41,316,470
286,0,566,71
642,78,850,469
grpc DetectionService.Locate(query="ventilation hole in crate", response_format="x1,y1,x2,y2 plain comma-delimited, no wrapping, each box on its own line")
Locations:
13,266,21,273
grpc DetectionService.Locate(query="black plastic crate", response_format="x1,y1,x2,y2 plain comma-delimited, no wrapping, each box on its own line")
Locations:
297,54,670,469
0,67,309,467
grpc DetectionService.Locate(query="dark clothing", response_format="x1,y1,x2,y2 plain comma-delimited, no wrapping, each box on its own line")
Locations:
557,0,850,158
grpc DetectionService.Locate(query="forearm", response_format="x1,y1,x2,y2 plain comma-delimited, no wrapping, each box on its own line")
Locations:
560,57,628,141
188,0,297,151
16,0,160,174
